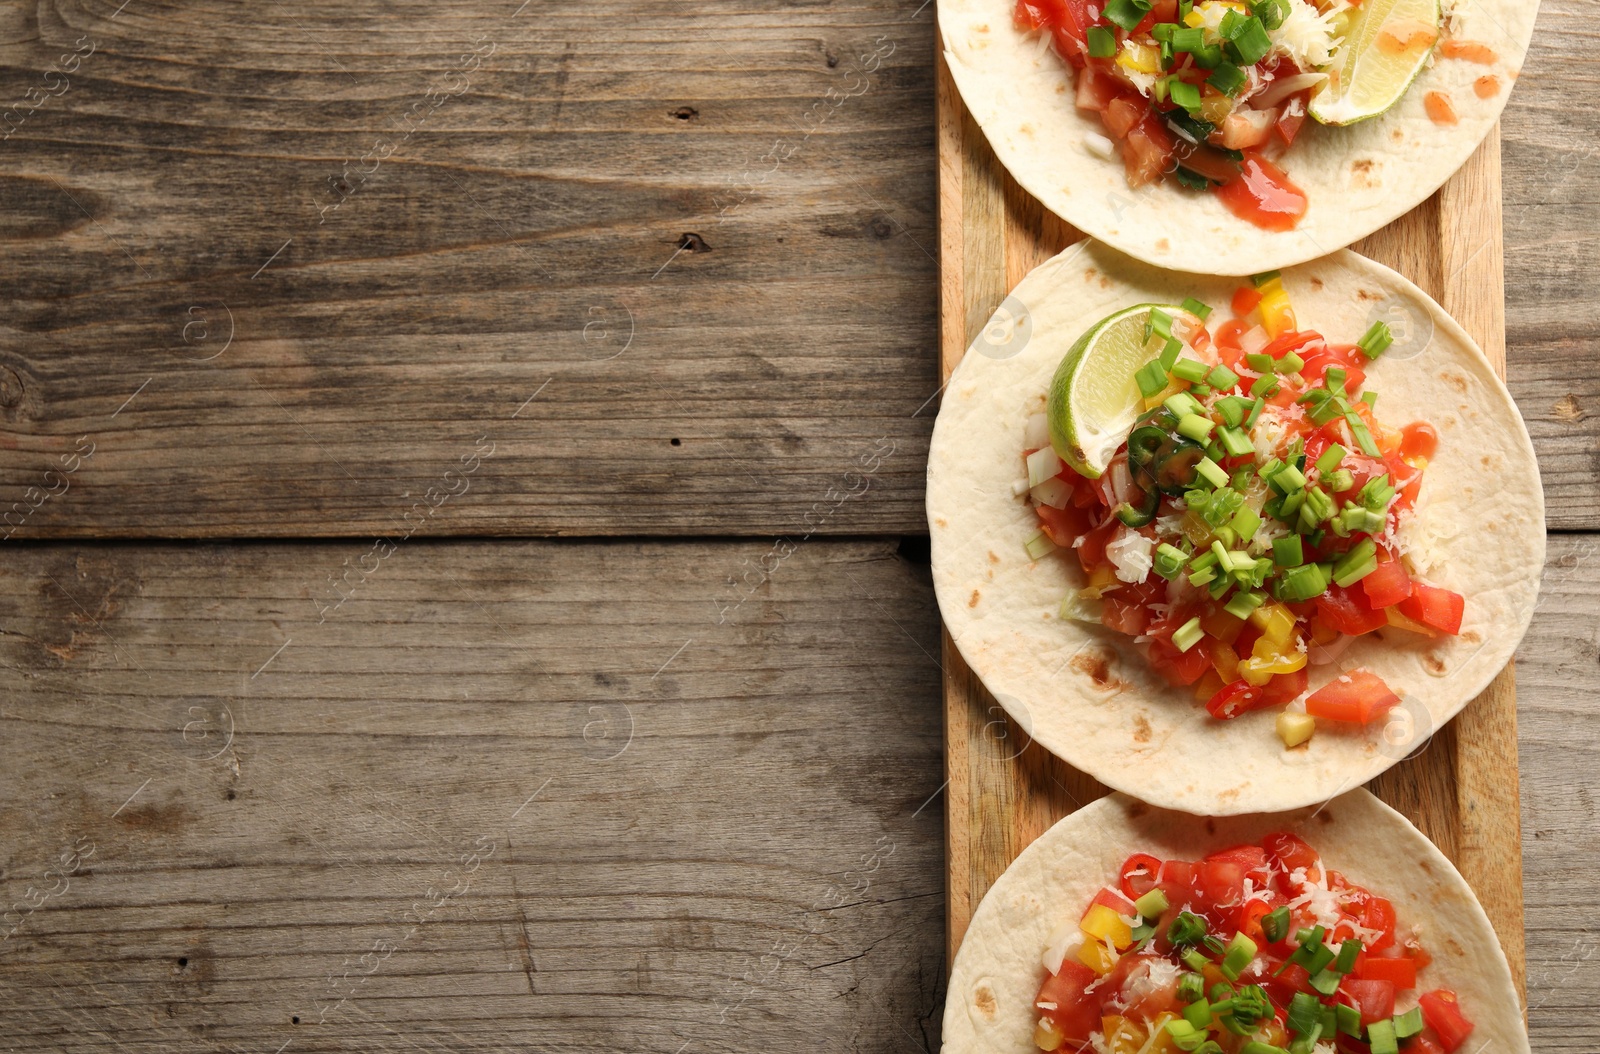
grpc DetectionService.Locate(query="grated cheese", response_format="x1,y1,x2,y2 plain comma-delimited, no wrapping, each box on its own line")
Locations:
1271,0,1348,69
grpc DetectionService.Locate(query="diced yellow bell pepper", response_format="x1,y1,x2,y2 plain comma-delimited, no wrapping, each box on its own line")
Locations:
1386,606,1439,637
1089,565,1120,591
1277,711,1316,748
1101,1016,1148,1054
1238,650,1307,686
1080,904,1133,949
1201,609,1246,646
1199,90,1234,125
1256,276,1296,338
1205,636,1240,683
1077,936,1118,975
1116,43,1160,74
1034,1016,1065,1052
1195,669,1226,702
1144,1012,1182,1053
1249,600,1296,645
1257,1019,1290,1048
1144,381,1182,411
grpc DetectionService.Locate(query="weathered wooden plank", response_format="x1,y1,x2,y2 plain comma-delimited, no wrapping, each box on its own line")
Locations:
0,537,945,1052
1500,0,1600,530
0,1,938,538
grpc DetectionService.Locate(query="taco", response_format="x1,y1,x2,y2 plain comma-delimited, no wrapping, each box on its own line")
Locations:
938,0,1537,275
942,790,1528,1054
927,240,1541,814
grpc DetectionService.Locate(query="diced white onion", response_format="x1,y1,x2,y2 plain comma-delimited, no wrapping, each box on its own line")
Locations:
1032,476,1073,509
1253,72,1328,109
1240,325,1271,355
1025,413,1052,450
1060,592,1105,624
1027,446,1064,488
1084,131,1116,160
1012,478,1031,497
1024,528,1058,561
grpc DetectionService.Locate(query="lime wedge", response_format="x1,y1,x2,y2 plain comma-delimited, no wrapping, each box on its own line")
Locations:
1309,0,1441,126
1047,304,1181,479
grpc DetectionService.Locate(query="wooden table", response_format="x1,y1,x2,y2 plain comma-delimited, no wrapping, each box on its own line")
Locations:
0,2,1592,1051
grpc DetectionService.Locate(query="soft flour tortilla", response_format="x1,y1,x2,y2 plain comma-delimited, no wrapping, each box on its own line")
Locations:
927,239,1542,815
943,790,1529,1054
939,0,1538,275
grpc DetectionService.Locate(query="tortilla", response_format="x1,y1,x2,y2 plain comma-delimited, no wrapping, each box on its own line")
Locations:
927,239,1542,814
938,0,1538,276
942,789,1529,1054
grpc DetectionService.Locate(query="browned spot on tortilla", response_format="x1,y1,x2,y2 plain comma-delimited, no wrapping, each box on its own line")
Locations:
1357,289,1381,302
1316,810,1334,824
1205,819,1216,835
975,22,990,32
968,589,981,608
936,518,947,528
1440,371,1468,393
1461,630,1481,644
1085,268,1097,281
1056,83,1068,94
1133,713,1152,743
1219,787,1240,804
1020,122,1035,137
1127,801,1149,819
1554,394,1584,422
1424,654,1447,675
1310,277,1324,290
1391,128,1404,143
975,985,997,1017
1069,648,1126,691
1419,858,1434,875
1156,238,1170,252
1481,455,1492,467
1100,277,1112,290
988,551,1000,564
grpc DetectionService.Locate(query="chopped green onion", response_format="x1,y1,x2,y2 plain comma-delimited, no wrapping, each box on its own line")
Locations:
1226,15,1272,64
1196,456,1229,490
1191,383,1214,398
1224,590,1264,620
1165,1018,1207,1053
1315,443,1347,475
1189,548,1220,572
1336,505,1386,536
1227,985,1273,1030
1219,932,1258,981
1152,21,1178,41
1204,437,1225,460
1181,296,1213,321
1284,992,1321,1036
1297,486,1335,532
1272,463,1307,493
1134,888,1170,917
1165,391,1206,418
1229,505,1261,539
1245,396,1265,428
1183,998,1213,1028
1087,25,1118,58
1155,542,1189,579
1172,358,1210,383
1279,350,1305,374
1249,373,1280,399
1261,904,1292,945
1366,1019,1398,1054
1358,320,1394,359
1308,965,1342,996
1137,359,1172,398
1253,0,1291,30
1168,911,1208,947
1347,412,1381,456
1276,562,1327,603
1277,490,1304,520
1103,0,1153,31
1218,425,1255,458
1326,366,1348,394
1161,336,1183,369
1302,389,1346,427
1273,535,1303,568
1241,1044,1289,1054
1336,1003,1362,1037
1169,79,1203,113
1357,473,1395,510
1393,1007,1424,1039
1332,538,1378,587
1324,468,1354,493
1208,61,1248,96
1207,364,1240,390
1178,413,1215,442
1189,567,1218,588
1024,529,1057,561
1183,948,1211,972
1148,307,1175,342
1361,391,1379,410
1334,939,1362,974
1244,352,1274,373
1251,270,1281,289
1216,395,1249,428
1190,42,1224,68
1171,26,1206,51
1130,919,1157,943
1177,971,1207,1004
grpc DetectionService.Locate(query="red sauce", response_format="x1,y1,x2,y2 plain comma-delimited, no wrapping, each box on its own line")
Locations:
1474,74,1501,99
1440,39,1499,64
1215,153,1308,232
1424,91,1459,125
1399,422,1440,460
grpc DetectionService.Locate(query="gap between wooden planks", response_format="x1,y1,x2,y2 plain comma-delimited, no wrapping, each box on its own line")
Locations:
935,53,1526,1002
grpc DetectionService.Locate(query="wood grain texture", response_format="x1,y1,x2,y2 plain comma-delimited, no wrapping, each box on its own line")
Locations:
0,537,947,1053
1500,0,1600,531
0,0,939,539
937,53,1530,1005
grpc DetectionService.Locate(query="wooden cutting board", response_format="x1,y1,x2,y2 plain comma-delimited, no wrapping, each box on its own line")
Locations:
935,53,1526,1001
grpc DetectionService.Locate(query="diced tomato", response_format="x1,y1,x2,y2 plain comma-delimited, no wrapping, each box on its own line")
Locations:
1276,100,1308,146
1205,678,1274,719
1103,93,1146,137
1398,584,1464,636
1342,978,1396,1026
1305,669,1401,724
1102,593,1151,636
1194,857,1246,916
1215,153,1308,232
1119,853,1163,900
1123,114,1175,188
1231,287,1263,318
1206,843,1269,872
1298,343,1368,391
1261,666,1308,705
1076,66,1122,113
1407,1035,1447,1054
1076,517,1119,572
1314,586,1389,635
1013,0,1098,62
1131,0,1179,34
1399,421,1439,460
1035,960,1101,1044
1262,832,1321,877
1261,329,1322,361
1354,953,1416,989
1217,108,1277,151
1349,891,1397,952
1259,959,1313,1006
1085,885,1138,920
1148,637,1211,686
1174,142,1243,184
1237,897,1277,943
1360,554,1413,608
1036,503,1094,548
1104,952,1183,1019
1418,990,1475,1052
